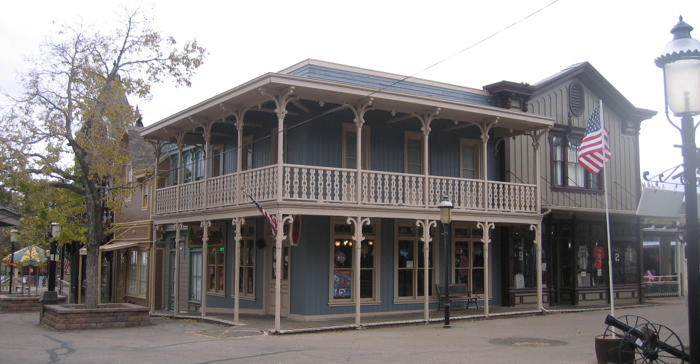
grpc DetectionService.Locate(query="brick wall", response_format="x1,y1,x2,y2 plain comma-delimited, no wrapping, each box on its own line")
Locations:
42,303,150,330
0,295,67,313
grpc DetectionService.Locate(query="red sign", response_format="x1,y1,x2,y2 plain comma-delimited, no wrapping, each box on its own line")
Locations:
291,215,302,246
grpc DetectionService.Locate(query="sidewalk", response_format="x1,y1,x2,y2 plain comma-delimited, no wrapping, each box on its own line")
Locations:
0,296,689,364
155,298,658,335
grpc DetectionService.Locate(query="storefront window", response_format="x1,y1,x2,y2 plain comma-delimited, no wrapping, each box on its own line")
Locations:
127,249,148,297
330,219,378,303
237,224,256,297
396,223,434,300
208,246,225,294
455,227,485,294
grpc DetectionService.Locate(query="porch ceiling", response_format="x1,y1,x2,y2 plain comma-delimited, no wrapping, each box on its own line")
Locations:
142,73,553,142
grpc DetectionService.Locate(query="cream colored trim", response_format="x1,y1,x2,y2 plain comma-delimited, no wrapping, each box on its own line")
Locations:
341,123,371,169
459,138,481,179
394,219,438,302
404,131,423,174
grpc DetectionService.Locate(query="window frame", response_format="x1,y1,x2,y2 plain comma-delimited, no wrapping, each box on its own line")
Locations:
342,123,371,169
189,249,203,302
237,221,257,299
549,128,602,193
394,220,437,302
328,217,380,305
404,131,424,175
211,144,224,177
126,248,148,298
241,135,253,171
459,138,481,179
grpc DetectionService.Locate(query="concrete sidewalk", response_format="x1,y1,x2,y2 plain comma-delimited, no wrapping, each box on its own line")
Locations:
0,296,690,364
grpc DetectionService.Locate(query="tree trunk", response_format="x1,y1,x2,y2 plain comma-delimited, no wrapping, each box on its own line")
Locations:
83,184,105,309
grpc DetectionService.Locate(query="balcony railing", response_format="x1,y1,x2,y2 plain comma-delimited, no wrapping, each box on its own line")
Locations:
154,164,538,215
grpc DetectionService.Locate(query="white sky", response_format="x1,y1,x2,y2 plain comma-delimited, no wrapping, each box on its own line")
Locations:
2,0,699,188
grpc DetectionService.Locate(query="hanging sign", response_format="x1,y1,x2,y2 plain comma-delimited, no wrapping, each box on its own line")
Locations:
291,215,302,246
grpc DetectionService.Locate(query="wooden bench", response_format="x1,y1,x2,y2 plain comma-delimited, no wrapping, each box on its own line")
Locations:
435,283,479,310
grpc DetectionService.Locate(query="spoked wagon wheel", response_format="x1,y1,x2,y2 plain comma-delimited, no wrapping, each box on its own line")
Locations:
597,315,651,364
618,322,687,364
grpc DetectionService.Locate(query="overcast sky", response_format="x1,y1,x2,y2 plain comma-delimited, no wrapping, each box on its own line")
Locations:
2,0,699,189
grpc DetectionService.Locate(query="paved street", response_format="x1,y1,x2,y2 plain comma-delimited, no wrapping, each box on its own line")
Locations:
0,297,690,364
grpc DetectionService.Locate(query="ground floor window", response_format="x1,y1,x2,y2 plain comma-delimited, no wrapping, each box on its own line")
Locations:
454,226,485,294
127,249,148,296
238,222,256,297
396,221,435,300
207,245,225,293
190,250,202,301
330,218,378,303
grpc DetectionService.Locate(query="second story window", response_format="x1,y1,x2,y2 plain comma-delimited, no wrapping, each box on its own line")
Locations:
195,150,205,181
183,153,193,183
460,139,480,179
404,131,423,174
342,123,370,169
551,133,601,190
242,135,253,171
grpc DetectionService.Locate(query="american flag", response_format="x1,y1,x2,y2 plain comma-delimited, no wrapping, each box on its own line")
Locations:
578,103,611,174
243,190,278,237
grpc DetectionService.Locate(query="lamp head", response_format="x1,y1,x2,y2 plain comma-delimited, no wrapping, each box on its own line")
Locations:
655,16,700,116
438,196,453,224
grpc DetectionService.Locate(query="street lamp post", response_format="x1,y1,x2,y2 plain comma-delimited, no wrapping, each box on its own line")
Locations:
9,228,18,294
439,196,454,328
655,16,700,364
48,223,61,292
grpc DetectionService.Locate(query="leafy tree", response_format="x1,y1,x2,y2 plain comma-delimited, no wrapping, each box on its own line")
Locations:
0,7,206,308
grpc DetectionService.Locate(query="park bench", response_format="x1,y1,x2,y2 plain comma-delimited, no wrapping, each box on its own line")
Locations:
435,283,479,311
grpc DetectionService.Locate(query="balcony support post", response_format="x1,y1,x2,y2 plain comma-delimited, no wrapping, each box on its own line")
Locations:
415,108,439,207
349,99,373,204
232,217,244,325
477,221,494,316
417,218,437,323
261,87,296,203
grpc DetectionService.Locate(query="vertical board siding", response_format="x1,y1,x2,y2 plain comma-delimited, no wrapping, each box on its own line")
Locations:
517,81,640,212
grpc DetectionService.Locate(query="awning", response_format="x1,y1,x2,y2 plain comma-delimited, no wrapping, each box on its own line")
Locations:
79,241,142,255
637,188,687,218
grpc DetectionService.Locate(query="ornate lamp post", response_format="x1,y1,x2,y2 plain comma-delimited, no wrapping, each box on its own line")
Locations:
9,228,18,294
439,196,454,328
655,16,700,363
48,223,61,292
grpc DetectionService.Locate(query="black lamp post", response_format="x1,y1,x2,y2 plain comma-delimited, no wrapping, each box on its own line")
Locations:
9,228,18,294
48,223,61,292
655,16,700,364
439,196,454,328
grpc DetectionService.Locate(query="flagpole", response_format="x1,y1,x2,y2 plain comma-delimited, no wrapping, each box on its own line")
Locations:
600,100,615,319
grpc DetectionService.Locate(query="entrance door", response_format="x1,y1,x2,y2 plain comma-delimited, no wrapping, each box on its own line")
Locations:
266,241,291,316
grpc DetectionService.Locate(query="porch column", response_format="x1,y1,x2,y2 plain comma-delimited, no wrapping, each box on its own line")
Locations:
261,87,295,202
347,216,370,328
98,250,102,304
478,121,496,210
417,109,439,207
232,217,245,324
349,99,372,204
273,214,294,333
146,139,165,215
530,223,543,311
200,220,210,317
175,133,186,212
477,221,494,316
417,219,437,323
173,223,182,316
149,224,159,314
221,105,248,205
194,119,215,209
527,128,548,213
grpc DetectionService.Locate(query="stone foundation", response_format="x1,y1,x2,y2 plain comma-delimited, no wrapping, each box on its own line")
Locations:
0,294,67,313
42,303,150,330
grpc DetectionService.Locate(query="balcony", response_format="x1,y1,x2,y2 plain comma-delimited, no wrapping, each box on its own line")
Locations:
155,164,537,216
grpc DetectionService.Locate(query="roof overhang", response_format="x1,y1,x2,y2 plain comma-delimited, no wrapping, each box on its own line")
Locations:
141,71,553,142
79,241,148,255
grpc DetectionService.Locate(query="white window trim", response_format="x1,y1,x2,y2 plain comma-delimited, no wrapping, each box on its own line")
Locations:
404,131,423,174
211,144,224,177
394,219,438,303
342,123,371,169
452,224,491,299
127,248,148,298
237,221,256,300
242,135,253,171
328,217,380,306
459,138,481,179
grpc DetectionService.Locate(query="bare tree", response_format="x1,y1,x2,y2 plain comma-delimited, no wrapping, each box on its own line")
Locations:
0,7,206,308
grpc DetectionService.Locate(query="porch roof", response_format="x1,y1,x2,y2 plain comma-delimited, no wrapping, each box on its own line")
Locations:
79,241,145,255
141,60,553,141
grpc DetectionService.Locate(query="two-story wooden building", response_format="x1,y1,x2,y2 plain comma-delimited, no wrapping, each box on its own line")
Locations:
138,60,653,331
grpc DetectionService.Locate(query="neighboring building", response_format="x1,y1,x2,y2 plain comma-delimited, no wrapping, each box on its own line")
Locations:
502,62,656,306
139,59,653,328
